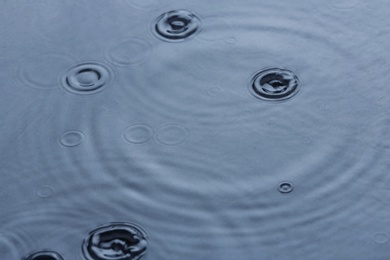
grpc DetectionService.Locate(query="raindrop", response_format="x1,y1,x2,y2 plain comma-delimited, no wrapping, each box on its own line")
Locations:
82,223,148,260
374,232,389,244
23,251,64,260
278,182,294,194
153,10,201,42
61,62,112,95
249,68,300,102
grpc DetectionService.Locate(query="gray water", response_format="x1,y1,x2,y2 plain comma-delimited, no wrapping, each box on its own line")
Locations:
0,0,389,259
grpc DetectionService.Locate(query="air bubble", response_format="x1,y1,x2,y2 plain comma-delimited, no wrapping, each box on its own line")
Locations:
249,68,300,102
23,251,64,260
153,10,201,42
59,131,84,147
278,182,294,194
61,62,112,95
82,223,148,260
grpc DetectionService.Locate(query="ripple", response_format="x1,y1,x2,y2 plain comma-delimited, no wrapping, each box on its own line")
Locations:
122,124,154,145
155,124,189,146
23,251,64,260
59,131,85,147
35,186,54,198
329,0,361,9
17,52,74,90
61,62,112,95
82,223,148,260
249,68,300,102
278,182,294,194
105,38,153,66
374,232,389,244
125,0,161,10
153,10,201,42
197,16,234,42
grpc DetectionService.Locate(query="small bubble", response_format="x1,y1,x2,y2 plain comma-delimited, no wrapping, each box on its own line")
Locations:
61,62,112,95
23,251,64,260
153,10,201,42
374,232,389,244
36,186,54,198
122,124,154,145
278,182,294,194
105,38,153,66
59,131,84,147
82,222,148,260
156,124,189,146
249,68,300,102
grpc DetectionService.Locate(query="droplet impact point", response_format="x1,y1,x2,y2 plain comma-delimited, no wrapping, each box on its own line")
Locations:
23,251,64,260
249,68,300,102
82,223,148,260
153,10,201,42
59,131,84,147
278,182,294,194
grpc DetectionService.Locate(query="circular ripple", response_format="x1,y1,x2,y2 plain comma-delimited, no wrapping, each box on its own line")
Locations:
249,68,300,102
18,52,74,90
24,251,64,260
374,232,389,244
105,38,153,66
155,124,189,146
153,10,201,42
59,131,84,147
61,62,112,95
82,223,148,260
125,0,161,10
35,186,54,198
329,0,361,9
122,124,154,145
278,182,294,194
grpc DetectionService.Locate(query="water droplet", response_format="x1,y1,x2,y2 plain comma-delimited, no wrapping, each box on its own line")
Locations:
105,38,153,66
36,185,54,198
122,124,154,145
278,182,294,194
18,52,74,90
125,0,160,10
374,232,389,244
82,223,148,260
156,124,189,146
23,251,64,260
59,131,84,147
249,68,300,102
62,62,112,95
153,10,201,42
